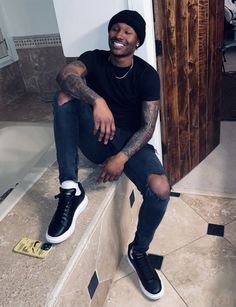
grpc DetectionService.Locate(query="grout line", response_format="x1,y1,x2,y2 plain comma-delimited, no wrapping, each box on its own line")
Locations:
180,194,236,227
112,271,135,285
160,270,189,306
179,196,215,225
222,236,236,249
163,233,207,258
224,218,236,226
174,188,236,199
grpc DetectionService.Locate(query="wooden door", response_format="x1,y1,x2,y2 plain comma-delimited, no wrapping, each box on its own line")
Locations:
153,0,224,185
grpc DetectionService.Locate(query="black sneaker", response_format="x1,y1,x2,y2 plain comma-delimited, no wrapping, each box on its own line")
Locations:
46,182,88,244
127,243,164,300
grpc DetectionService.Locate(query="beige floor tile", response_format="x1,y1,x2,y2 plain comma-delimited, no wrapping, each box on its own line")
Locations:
173,122,236,196
162,236,236,307
104,271,187,307
96,178,135,282
56,290,88,307
149,197,207,255
90,279,112,307
225,220,236,248
181,194,236,225
96,200,124,282
59,221,101,301
112,255,133,282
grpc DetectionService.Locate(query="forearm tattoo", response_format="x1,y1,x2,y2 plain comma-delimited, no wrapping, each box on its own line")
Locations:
56,60,101,105
121,101,159,159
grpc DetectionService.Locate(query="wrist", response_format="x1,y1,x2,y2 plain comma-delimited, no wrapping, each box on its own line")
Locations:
94,97,106,107
116,151,129,164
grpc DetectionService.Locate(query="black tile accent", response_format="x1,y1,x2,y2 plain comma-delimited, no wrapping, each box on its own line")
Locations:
148,254,164,270
170,191,181,197
207,224,224,237
88,271,99,299
129,190,135,208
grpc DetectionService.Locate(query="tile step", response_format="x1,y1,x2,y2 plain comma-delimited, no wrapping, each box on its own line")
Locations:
0,153,141,307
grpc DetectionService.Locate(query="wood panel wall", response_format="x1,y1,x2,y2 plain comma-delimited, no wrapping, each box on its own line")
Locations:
153,0,224,185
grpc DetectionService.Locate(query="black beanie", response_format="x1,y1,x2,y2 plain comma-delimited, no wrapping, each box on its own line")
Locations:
108,10,146,47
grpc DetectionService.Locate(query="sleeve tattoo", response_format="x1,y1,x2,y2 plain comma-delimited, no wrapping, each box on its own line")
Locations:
121,100,159,159
56,60,101,105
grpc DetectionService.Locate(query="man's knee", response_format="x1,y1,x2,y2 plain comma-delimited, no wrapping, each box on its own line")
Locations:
147,174,170,200
57,91,73,106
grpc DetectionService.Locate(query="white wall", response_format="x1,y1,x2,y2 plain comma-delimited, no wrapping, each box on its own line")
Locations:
128,0,163,160
53,0,129,57
1,0,59,36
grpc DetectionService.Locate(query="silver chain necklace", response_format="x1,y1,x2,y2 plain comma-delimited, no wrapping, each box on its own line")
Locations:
109,56,134,79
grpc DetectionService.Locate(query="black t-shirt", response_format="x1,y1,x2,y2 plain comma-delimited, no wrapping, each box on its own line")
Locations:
78,49,160,132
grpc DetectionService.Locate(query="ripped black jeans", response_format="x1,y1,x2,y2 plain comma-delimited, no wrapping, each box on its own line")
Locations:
54,98,170,253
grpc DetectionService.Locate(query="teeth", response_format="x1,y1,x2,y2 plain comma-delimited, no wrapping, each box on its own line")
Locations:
113,41,125,47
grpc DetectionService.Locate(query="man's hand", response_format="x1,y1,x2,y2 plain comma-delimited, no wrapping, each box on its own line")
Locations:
93,98,116,144
97,152,128,183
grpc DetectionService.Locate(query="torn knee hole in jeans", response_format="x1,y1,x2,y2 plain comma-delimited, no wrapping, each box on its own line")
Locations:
146,178,170,200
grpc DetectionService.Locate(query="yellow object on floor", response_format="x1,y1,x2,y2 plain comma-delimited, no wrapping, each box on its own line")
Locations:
13,238,52,259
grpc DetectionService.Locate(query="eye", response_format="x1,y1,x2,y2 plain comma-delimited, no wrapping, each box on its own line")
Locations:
111,26,119,32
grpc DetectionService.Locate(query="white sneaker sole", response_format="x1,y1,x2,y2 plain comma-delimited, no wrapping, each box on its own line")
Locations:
46,195,88,244
127,255,164,300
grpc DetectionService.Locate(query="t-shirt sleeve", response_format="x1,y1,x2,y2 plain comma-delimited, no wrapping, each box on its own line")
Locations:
139,67,160,101
77,50,97,75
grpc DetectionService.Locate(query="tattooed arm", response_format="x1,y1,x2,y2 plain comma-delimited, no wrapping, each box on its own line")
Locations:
56,60,100,105
121,100,159,158
97,100,159,183
56,61,116,143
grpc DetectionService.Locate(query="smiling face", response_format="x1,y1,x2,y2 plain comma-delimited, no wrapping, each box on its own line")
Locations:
108,22,139,58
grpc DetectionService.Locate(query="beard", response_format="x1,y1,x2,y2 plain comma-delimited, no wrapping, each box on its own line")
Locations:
109,47,135,58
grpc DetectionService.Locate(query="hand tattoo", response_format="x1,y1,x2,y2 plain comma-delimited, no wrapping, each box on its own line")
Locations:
121,100,159,159
56,61,101,105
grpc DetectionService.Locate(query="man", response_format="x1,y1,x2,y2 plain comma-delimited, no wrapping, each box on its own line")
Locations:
46,10,170,300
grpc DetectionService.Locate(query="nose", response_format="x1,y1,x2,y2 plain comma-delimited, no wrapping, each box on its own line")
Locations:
115,30,125,40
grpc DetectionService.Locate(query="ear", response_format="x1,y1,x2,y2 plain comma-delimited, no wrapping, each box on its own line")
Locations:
136,41,140,48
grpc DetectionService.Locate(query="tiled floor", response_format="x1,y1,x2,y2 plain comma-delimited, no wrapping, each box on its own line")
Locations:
104,123,236,305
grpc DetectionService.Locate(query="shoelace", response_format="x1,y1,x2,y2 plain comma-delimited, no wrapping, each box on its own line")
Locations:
54,193,74,221
134,253,155,281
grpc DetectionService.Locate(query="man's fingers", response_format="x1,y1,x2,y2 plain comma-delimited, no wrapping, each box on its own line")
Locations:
109,175,117,182
103,123,111,144
103,120,116,144
94,119,115,144
97,167,106,183
97,172,118,183
97,167,113,183
96,174,103,184
98,122,106,141
99,121,114,144
109,121,116,140
93,120,100,135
